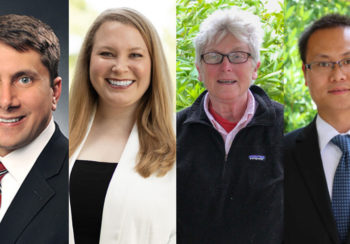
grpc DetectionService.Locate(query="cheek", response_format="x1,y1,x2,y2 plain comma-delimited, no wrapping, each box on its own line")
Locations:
308,81,321,94
304,75,324,98
89,57,108,82
200,66,219,85
134,61,151,83
234,65,255,83
205,66,218,78
235,64,249,75
22,87,52,112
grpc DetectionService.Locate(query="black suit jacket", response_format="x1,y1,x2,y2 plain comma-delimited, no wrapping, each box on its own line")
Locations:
284,117,350,244
0,124,68,244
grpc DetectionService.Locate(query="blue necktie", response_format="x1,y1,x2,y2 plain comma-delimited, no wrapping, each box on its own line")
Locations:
331,134,350,243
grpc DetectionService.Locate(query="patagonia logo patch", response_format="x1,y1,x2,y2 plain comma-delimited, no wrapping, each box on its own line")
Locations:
249,155,265,161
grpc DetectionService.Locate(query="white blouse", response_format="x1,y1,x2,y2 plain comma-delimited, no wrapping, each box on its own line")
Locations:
69,111,176,244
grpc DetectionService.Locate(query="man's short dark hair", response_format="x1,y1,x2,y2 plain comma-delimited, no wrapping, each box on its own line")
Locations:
299,14,350,64
0,14,60,85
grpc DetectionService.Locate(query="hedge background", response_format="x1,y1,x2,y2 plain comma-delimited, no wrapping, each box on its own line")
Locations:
176,0,350,133
284,0,350,132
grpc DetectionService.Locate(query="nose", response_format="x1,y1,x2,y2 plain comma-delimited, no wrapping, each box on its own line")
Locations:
111,58,129,73
0,82,19,111
220,56,233,72
330,63,346,82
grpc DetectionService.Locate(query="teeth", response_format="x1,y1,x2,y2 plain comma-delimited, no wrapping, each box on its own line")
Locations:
218,80,236,84
108,80,133,86
0,117,20,123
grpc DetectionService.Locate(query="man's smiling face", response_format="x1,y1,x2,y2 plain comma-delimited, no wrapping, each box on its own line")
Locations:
0,41,61,156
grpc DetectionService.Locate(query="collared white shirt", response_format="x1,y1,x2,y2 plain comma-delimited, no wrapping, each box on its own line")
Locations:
203,89,257,155
316,115,350,199
0,118,55,221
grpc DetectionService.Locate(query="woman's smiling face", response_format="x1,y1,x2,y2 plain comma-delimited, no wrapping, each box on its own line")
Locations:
89,21,151,110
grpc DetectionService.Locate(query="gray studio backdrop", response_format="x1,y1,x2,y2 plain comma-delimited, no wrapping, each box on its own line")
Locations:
0,0,69,136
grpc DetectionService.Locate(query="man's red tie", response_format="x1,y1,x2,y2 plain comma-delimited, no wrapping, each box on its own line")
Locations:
0,162,8,208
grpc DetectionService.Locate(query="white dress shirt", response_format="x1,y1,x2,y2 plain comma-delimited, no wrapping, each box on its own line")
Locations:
203,90,257,154
316,115,350,199
0,118,55,221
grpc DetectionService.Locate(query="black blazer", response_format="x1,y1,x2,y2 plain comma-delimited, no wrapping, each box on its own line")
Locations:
0,124,68,244
284,117,350,244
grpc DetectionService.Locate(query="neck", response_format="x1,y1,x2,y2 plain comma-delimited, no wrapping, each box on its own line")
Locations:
209,92,249,123
95,100,137,133
319,110,350,133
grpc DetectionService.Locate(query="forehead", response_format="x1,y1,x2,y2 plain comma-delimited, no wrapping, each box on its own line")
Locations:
306,27,350,60
205,33,249,52
93,21,148,50
0,41,49,77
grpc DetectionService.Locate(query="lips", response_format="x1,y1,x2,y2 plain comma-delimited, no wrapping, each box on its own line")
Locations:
328,87,350,94
217,80,237,84
106,79,134,88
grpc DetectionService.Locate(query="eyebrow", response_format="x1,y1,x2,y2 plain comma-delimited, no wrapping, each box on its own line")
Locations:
206,47,249,53
95,46,114,51
129,47,146,52
342,51,350,57
11,70,38,82
96,46,146,52
314,51,350,59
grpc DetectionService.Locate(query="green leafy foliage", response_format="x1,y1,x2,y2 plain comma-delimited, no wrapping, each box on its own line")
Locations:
176,0,284,111
284,0,350,132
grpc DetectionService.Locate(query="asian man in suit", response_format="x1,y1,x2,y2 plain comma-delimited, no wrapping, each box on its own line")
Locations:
285,14,350,244
0,14,68,243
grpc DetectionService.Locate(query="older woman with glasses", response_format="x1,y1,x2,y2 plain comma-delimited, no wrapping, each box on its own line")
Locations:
177,7,284,244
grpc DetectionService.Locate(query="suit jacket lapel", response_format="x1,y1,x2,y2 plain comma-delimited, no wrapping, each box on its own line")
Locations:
294,119,339,244
0,126,66,242
99,124,139,244
0,170,54,242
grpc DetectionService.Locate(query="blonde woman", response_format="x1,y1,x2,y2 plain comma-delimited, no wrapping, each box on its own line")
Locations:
69,8,175,244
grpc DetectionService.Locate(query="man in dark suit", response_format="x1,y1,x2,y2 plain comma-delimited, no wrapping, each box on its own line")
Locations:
285,14,350,244
0,15,68,243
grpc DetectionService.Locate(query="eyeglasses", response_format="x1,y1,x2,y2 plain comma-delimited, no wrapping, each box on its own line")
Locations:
305,58,350,74
201,51,251,64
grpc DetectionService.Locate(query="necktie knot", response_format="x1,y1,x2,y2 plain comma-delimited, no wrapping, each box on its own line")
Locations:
331,134,350,154
0,162,7,180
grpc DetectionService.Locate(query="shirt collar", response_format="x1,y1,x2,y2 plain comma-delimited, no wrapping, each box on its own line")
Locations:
203,89,256,134
0,118,55,183
316,115,350,152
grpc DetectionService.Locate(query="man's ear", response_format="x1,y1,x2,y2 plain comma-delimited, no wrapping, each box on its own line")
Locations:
51,76,62,111
302,64,308,86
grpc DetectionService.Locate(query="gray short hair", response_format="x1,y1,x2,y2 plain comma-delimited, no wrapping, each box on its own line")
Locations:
194,7,263,66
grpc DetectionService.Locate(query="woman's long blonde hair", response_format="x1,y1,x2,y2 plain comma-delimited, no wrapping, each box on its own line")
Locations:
69,8,175,177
